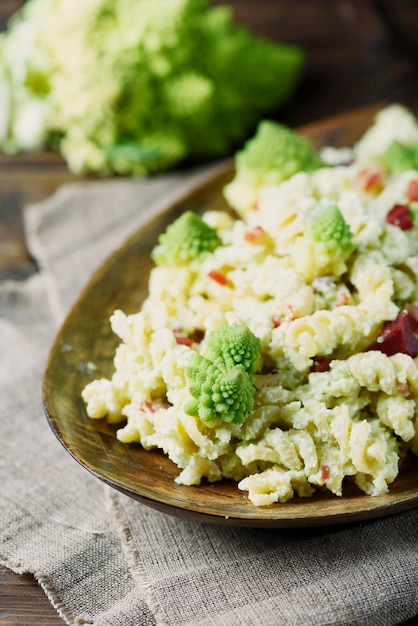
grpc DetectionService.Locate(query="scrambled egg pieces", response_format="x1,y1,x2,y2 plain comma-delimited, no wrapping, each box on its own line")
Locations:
82,105,418,506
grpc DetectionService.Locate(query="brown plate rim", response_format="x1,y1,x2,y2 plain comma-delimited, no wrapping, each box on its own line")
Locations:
43,101,418,528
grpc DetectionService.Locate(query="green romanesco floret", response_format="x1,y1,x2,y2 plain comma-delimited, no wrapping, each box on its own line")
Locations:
152,210,221,266
224,120,323,215
205,323,261,373
381,140,418,174
234,120,323,187
308,204,355,258
184,325,260,424
184,356,256,424
0,0,304,176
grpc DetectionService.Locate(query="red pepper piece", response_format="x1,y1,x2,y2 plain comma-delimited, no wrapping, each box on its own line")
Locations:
386,204,414,230
336,292,349,306
143,400,157,413
356,165,384,192
175,336,193,346
244,226,266,242
320,464,330,482
407,180,418,202
172,328,193,347
143,400,170,412
208,269,228,285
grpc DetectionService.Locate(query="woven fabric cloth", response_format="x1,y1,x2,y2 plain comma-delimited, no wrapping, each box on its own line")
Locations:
1,167,418,626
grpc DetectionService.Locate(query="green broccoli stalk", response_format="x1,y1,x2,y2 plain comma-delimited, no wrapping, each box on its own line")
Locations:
224,121,323,215
0,0,304,176
184,324,260,424
152,211,221,266
308,204,355,258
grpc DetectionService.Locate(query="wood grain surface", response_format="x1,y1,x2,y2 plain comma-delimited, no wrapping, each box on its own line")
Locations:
2,0,418,624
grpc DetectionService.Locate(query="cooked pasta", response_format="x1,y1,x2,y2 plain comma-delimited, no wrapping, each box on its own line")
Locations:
82,105,418,506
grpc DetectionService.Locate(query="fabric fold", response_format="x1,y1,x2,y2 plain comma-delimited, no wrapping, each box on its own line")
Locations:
0,276,149,625
108,493,418,626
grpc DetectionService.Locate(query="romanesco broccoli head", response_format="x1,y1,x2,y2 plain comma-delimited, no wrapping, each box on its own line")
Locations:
0,0,304,175
234,120,323,187
184,324,260,424
152,210,221,266
381,140,418,174
308,204,355,258
185,356,255,424
205,323,260,373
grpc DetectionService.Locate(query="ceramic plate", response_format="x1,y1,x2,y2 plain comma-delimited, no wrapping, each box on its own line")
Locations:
43,103,418,528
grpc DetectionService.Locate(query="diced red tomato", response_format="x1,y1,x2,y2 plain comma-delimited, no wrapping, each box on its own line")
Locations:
356,165,384,192
190,328,205,343
272,315,282,328
386,204,414,230
368,311,418,357
208,269,229,285
406,304,418,333
312,357,331,372
407,180,418,202
244,226,266,242
172,327,205,345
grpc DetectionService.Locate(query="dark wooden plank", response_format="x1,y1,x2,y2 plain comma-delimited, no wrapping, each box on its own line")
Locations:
0,565,63,625
0,152,82,279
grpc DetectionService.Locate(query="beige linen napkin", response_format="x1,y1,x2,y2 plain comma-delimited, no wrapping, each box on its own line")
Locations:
1,167,418,626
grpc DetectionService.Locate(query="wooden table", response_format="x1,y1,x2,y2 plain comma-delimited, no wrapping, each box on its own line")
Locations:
1,1,418,624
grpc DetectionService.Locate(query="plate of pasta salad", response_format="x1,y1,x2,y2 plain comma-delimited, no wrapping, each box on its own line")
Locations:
43,102,418,527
